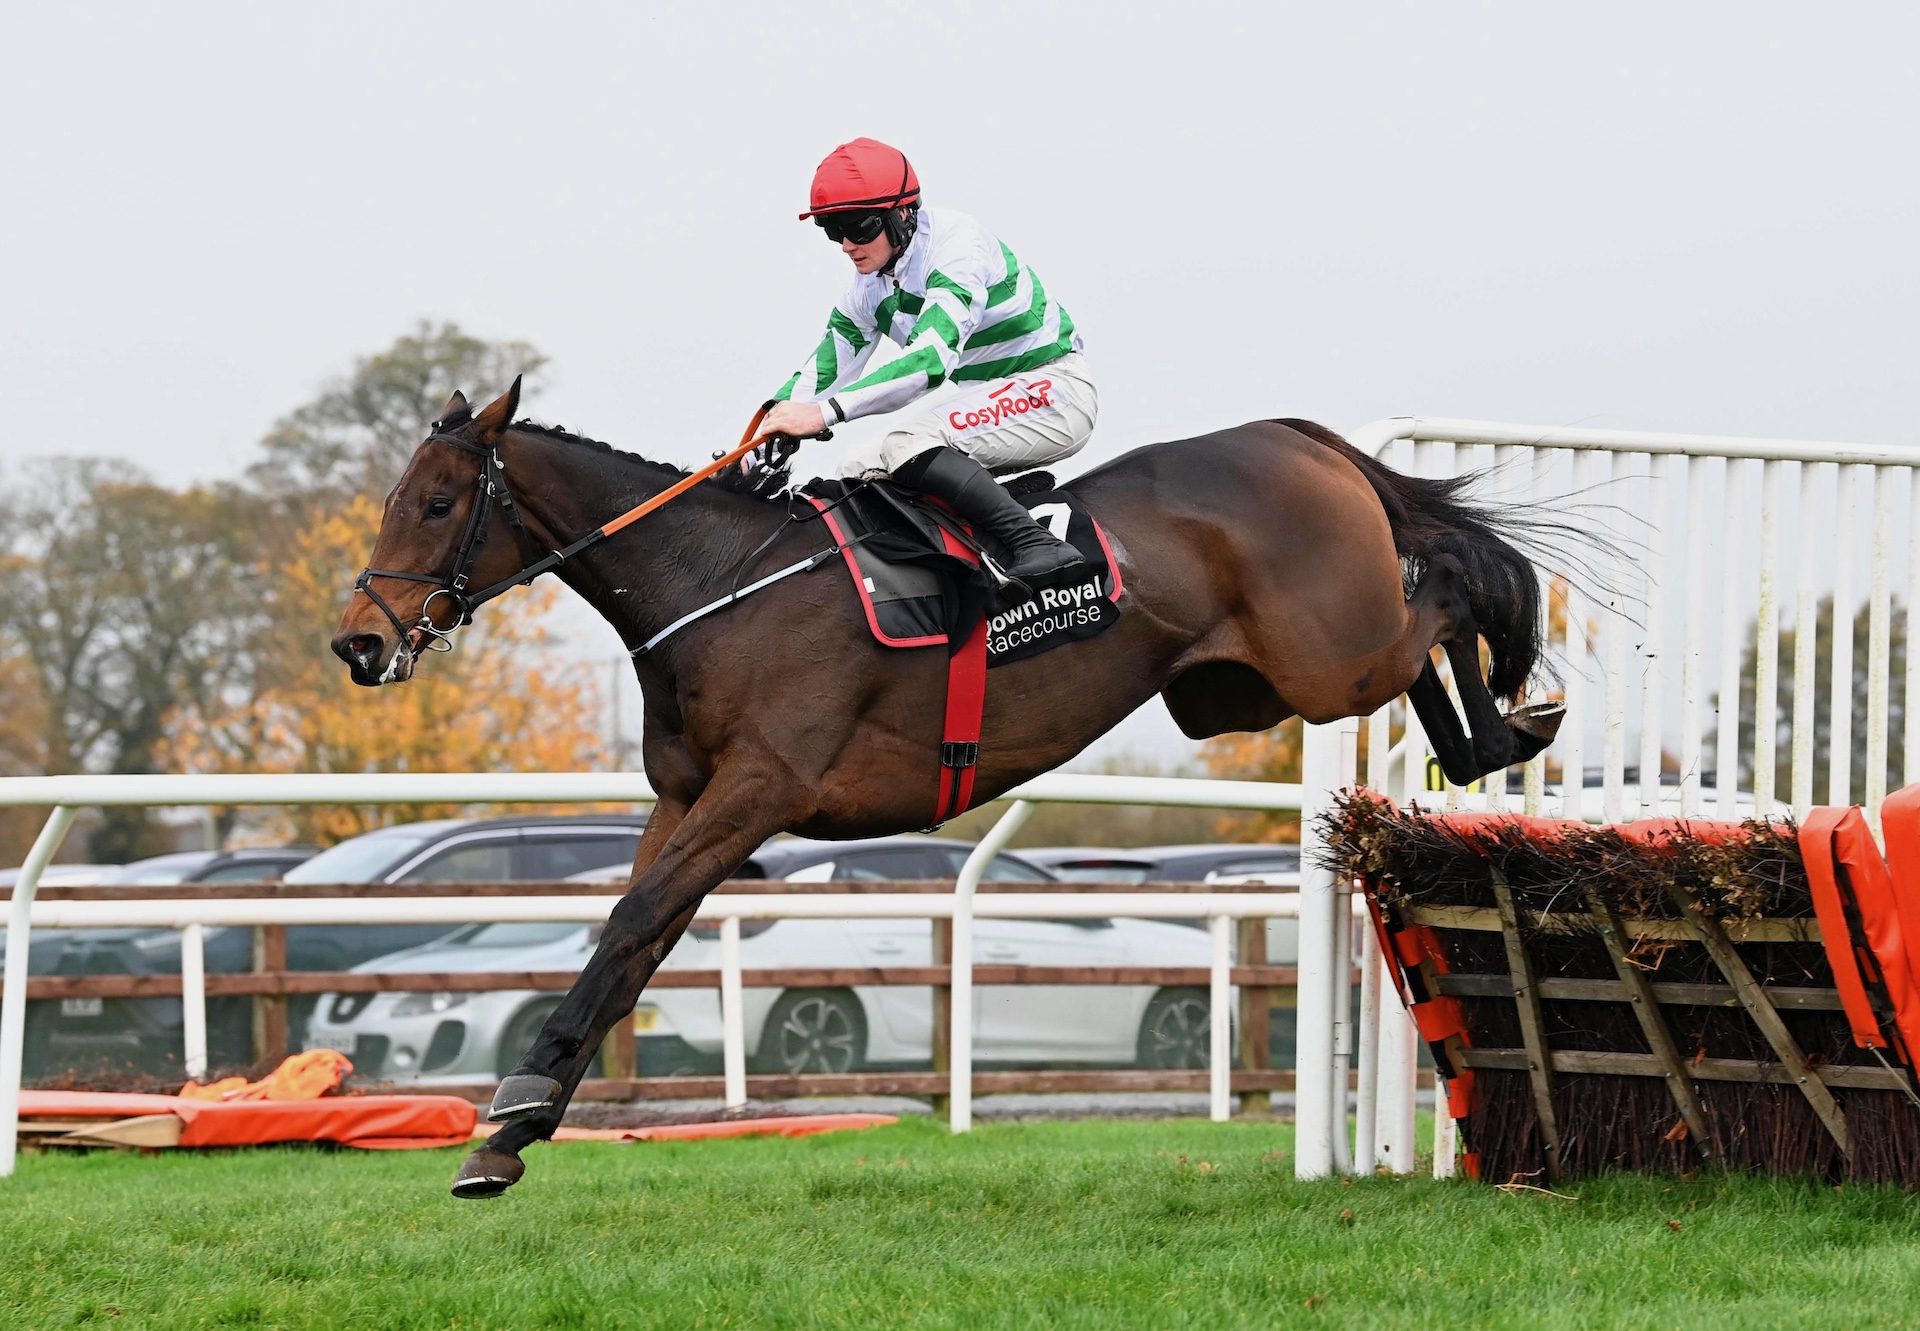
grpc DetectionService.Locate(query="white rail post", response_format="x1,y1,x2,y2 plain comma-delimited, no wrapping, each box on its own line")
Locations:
1637,452,1669,818
1907,467,1920,788
1831,466,1861,806
1792,462,1820,816
720,915,746,1108
1376,952,1418,1173
1602,452,1630,823
1753,460,1783,813
1433,1087,1458,1177
1716,459,1749,818
1329,717,1358,1174
1867,467,1894,829
1353,924,1382,1172
1,805,77,1179
181,924,208,1080
1680,457,1708,815
950,798,1034,1133
1208,914,1231,1122
1373,706,1419,1173
1294,722,1342,1177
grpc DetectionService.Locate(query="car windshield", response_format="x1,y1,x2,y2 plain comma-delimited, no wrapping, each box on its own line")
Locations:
443,923,584,949
282,832,437,884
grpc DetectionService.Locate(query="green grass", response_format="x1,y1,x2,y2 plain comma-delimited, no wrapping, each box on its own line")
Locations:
5,1118,1920,1330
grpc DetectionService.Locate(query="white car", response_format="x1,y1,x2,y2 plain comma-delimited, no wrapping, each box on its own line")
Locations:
305,836,1226,1081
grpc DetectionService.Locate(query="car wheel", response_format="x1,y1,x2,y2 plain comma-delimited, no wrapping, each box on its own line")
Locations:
1136,988,1211,1069
755,990,865,1075
496,1000,603,1079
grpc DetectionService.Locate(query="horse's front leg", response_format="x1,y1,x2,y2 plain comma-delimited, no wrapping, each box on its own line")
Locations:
452,765,794,1197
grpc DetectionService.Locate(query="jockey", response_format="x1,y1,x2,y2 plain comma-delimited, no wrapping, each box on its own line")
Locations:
754,137,1093,591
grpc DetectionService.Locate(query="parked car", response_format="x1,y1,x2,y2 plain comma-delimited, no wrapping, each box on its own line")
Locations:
0,864,125,980
1024,843,1301,886
0,865,122,890
1024,842,1303,958
99,847,319,885
27,814,647,1076
305,835,1227,1082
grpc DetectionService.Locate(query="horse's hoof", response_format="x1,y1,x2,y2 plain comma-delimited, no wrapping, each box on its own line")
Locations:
451,1146,525,1199
488,1073,562,1122
1505,701,1566,743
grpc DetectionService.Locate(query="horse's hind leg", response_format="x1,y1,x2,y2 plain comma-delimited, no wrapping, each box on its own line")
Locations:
1397,560,1563,787
1406,660,1488,788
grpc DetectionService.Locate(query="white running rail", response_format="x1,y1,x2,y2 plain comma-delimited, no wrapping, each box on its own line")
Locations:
0,770,1306,1178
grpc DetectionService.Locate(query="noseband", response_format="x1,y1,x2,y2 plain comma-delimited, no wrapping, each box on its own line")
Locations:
352,428,544,656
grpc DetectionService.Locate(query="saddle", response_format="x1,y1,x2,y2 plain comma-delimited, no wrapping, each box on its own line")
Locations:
801,473,1123,665
800,472,1125,827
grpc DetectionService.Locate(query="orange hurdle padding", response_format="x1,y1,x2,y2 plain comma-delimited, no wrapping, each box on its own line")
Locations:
1799,807,1891,1050
18,1089,476,1150
1858,786,1920,1063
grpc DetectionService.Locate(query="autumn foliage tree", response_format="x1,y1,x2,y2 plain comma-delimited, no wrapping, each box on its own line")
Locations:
0,461,255,860
166,494,606,843
0,630,51,863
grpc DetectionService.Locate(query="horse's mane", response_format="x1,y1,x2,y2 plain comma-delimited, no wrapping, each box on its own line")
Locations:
510,418,694,483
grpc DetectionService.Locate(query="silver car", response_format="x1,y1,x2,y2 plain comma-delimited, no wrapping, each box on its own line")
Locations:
306,836,1230,1081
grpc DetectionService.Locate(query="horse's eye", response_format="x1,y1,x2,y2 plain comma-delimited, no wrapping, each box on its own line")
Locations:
426,497,454,519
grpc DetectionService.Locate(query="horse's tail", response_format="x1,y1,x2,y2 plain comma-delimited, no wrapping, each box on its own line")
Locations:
1276,418,1543,702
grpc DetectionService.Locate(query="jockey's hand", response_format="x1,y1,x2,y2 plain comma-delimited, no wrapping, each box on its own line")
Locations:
754,400,827,445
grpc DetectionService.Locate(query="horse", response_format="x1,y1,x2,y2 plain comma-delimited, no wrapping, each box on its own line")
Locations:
331,379,1563,1196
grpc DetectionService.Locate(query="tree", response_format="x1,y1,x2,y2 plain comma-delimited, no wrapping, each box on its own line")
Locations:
0,460,255,860
1198,722,1306,843
0,631,51,863
165,495,608,844
1730,594,1908,802
0,324,569,858
248,321,547,505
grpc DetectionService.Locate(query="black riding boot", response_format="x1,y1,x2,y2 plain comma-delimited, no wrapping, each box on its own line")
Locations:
895,446,1086,591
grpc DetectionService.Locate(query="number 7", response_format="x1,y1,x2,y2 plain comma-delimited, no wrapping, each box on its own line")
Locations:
1028,502,1072,543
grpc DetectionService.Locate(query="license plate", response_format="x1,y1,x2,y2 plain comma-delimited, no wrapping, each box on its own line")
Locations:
308,1033,356,1055
60,997,103,1018
632,1007,660,1033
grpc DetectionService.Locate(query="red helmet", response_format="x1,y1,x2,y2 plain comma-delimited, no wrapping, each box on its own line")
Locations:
798,138,921,220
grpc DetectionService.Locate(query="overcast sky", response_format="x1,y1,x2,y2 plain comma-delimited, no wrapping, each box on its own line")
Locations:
7,2,1917,765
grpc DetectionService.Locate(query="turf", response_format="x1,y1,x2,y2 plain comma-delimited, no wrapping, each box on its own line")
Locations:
4,1118,1920,1330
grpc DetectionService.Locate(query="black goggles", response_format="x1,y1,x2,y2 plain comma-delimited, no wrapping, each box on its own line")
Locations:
816,210,888,245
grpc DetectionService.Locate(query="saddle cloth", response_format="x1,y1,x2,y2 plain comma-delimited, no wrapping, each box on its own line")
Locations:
803,475,1124,667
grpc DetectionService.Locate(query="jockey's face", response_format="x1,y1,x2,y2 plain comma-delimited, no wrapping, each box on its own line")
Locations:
843,230,894,275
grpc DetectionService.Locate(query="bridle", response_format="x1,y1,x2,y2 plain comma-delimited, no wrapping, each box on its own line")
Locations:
351,404,798,662
352,426,553,657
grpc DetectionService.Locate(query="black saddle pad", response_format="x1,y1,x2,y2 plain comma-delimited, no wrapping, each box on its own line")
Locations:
803,477,1122,666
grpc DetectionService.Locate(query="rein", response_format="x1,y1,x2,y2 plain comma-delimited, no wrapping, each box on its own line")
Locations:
354,405,783,657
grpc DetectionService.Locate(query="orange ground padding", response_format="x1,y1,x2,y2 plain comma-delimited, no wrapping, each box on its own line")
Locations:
542,1113,899,1143
18,1089,476,1150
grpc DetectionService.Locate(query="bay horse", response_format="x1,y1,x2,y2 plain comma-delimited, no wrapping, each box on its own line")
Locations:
331,380,1561,1196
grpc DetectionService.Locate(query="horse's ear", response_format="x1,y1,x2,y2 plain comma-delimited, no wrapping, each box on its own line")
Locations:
472,376,523,440
440,389,469,421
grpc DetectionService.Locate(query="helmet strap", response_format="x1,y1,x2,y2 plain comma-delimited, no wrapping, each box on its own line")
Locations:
879,205,919,275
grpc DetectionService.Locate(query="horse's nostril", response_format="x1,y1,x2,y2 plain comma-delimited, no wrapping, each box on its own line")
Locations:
333,632,387,671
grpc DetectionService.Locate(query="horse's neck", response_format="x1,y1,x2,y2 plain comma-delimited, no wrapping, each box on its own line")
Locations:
505,432,767,653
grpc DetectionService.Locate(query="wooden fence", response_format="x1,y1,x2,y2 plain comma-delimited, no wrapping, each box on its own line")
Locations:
13,877,1320,1107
